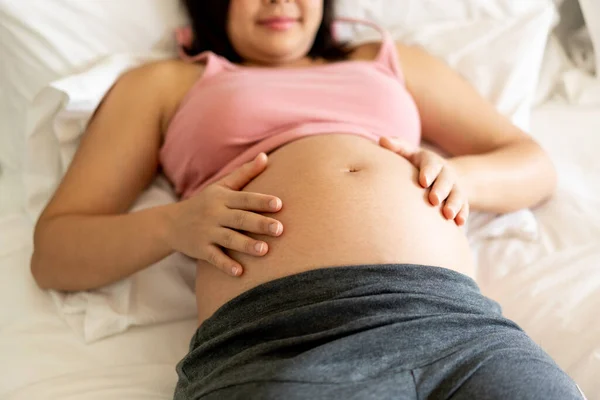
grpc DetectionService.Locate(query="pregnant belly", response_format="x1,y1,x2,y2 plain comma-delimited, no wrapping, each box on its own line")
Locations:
195,134,474,324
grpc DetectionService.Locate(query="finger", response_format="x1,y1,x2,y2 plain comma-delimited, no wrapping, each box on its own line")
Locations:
222,210,283,237
429,167,454,205
381,137,418,159
442,188,464,220
417,153,444,188
205,245,244,277
455,202,470,226
226,192,282,212
215,228,270,257
218,153,268,191
379,137,418,161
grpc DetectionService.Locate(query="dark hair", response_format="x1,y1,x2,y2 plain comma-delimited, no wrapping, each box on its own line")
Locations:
181,0,349,63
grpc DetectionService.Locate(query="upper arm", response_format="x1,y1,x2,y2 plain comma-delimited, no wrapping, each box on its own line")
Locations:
394,41,532,156
37,61,180,223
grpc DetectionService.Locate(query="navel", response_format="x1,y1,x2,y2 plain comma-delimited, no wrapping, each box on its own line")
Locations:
343,165,363,173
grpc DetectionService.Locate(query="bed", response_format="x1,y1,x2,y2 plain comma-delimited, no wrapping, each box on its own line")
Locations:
1,0,599,399
1,101,599,399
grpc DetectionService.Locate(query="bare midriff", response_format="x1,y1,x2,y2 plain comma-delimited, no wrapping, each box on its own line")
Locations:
195,134,474,325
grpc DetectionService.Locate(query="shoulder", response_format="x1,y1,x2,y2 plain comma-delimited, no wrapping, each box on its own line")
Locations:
393,41,442,73
349,40,431,64
114,59,206,132
346,41,381,61
396,41,452,76
117,58,205,93
355,40,449,85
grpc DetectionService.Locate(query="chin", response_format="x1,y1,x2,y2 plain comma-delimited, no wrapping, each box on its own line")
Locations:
261,43,308,60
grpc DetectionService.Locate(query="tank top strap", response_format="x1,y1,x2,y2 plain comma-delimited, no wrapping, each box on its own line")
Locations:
333,17,405,84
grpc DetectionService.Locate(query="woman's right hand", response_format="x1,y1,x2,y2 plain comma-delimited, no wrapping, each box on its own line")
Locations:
166,152,283,277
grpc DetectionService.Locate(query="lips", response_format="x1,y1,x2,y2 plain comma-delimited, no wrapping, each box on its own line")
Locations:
258,17,299,31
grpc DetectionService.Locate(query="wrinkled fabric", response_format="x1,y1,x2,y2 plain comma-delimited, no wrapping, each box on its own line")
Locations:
174,264,583,400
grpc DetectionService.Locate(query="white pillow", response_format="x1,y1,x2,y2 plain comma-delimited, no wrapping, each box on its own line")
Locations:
579,0,600,76
26,53,201,343
49,173,197,343
0,0,185,175
22,0,556,342
25,52,170,221
336,0,557,130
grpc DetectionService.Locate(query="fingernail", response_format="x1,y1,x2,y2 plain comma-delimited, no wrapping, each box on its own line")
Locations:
255,242,265,253
269,199,280,209
270,223,281,235
232,266,240,276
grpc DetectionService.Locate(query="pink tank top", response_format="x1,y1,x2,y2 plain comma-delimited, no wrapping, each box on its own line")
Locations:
160,18,421,199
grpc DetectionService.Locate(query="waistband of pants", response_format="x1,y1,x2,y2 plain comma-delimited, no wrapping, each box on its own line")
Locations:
195,264,502,341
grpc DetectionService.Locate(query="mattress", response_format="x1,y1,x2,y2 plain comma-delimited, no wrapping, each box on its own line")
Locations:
1,101,599,399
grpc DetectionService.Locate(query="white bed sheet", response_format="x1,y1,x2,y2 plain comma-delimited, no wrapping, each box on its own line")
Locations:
1,101,599,399
0,216,198,400
475,102,600,399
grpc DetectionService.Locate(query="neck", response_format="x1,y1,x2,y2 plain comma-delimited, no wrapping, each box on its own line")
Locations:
241,56,324,69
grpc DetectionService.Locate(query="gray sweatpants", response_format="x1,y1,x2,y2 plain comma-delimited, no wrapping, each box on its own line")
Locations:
174,264,584,399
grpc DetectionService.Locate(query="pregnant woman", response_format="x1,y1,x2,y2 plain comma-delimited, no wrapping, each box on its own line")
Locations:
31,0,585,399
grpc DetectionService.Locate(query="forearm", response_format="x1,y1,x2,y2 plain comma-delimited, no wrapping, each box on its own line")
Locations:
450,139,557,214
31,203,177,292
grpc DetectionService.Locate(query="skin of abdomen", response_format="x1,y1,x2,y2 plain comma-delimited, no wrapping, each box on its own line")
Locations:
194,134,474,325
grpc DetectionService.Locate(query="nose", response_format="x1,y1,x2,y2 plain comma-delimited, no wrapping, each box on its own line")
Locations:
265,0,293,4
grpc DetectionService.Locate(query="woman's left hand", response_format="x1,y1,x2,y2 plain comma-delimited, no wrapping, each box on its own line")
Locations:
379,137,470,226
